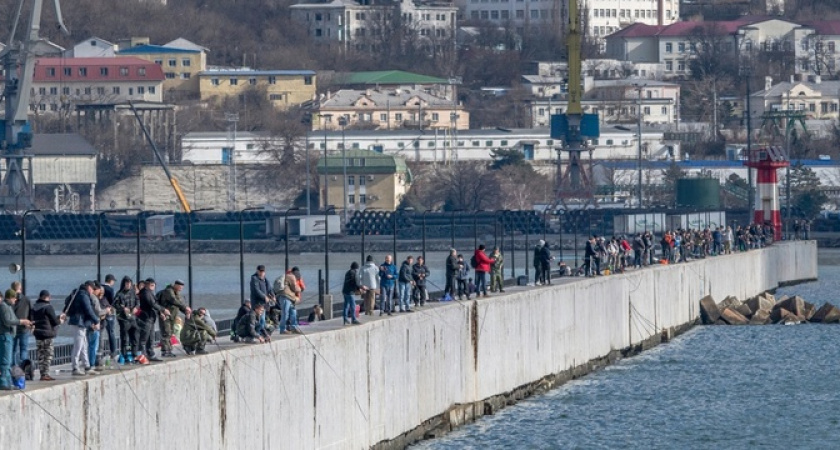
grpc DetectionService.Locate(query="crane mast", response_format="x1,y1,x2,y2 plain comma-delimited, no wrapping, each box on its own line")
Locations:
551,0,599,205
0,0,68,211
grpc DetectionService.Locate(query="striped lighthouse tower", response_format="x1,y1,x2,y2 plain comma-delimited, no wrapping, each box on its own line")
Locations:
744,146,789,241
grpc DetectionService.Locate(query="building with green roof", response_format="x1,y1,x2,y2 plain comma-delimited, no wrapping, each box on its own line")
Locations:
317,149,412,211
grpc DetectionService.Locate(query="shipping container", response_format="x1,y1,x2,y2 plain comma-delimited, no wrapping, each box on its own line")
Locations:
146,215,175,239
666,211,727,231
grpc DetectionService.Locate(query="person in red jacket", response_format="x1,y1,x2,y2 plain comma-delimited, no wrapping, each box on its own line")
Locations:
472,244,495,297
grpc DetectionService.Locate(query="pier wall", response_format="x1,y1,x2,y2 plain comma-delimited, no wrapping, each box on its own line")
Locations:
0,241,817,449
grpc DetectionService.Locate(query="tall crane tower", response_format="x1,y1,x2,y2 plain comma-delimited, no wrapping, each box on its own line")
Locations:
0,0,69,211
551,0,599,206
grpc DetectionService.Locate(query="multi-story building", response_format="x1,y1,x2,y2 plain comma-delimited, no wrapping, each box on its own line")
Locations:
63,37,117,58
456,0,679,39
605,17,840,79
116,39,208,98
311,88,469,131
290,0,457,53
528,79,680,127
317,149,412,211
198,68,317,109
29,57,165,113
749,76,840,127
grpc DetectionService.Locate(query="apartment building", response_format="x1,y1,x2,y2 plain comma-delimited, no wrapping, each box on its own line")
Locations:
311,88,469,131
317,149,411,211
290,0,457,53
749,76,840,126
117,39,207,97
29,57,165,113
198,68,317,109
63,37,117,58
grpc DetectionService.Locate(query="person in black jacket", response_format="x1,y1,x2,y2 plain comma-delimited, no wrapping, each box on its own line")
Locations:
136,278,165,363
112,276,139,364
31,290,63,381
342,262,364,325
235,303,266,343
584,236,601,277
10,281,31,368
445,249,459,299
412,257,429,308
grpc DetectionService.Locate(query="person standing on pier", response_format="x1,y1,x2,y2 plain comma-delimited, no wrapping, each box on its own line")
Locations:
533,241,544,285
10,281,31,368
398,256,415,312
445,249,459,299
539,242,554,284
341,262,363,325
250,265,273,334
112,277,139,364
472,245,495,297
158,280,190,357
67,282,99,375
456,254,470,300
137,279,164,363
276,269,301,334
412,256,429,308
359,255,379,315
31,290,63,381
0,289,33,389
489,247,505,293
379,255,397,316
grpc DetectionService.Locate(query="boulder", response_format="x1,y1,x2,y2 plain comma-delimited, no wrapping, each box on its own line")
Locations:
776,294,789,303
749,310,770,325
717,296,741,311
773,308,795,324
699,295,720,325
763,293,776,304
746,296,775,315
721,307,749,325
735,303,753,319
802,302,816,321
772,296,804,321
810,303,840,324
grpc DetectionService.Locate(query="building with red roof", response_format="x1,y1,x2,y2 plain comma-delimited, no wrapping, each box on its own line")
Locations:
30,57,165,113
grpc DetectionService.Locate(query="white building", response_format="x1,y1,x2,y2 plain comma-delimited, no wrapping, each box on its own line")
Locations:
63,37,117,58
181,126,678,165
748,76,840,128
290,0,457,53
456,0,679,39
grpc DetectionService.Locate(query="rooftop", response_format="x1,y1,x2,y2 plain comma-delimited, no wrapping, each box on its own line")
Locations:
752,80,840,97
30,134,97,156
33,57,166,82
199,69,316,77
117,44,200,55
339,70,451,85
320,88,456,108
316,149,408,174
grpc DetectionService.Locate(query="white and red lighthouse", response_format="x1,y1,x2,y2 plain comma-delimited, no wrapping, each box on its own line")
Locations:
744,146,789,241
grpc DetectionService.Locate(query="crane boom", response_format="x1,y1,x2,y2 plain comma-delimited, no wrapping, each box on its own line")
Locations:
566,0,582,116
129,102,192,213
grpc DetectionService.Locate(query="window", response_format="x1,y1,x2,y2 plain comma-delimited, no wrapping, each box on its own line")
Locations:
154,59,162,66
84,87,91,95
97,87,105,95
165,73,176,79
211,78,220,86
501,10,509,19
249,78,257,85
395,113,403,121
678,42,685,53
530,9,539,19
830,42,836,53
427,141,435,147
315,13,322,21
62,87,70,95
304,76,313,85
359,176,366,186
677,61,685,72
100,67,108,76
348,194,355,204
315,28,322,37
78,67,87,77
359,194,367,204
268,76,276,85
50,103,58,111
472,140,480,146
120,67,129,76
665,43,673,53
491,10,499,19
348,176,355,186
181,72,190,79
380,113,387,121
471,11,479,19
516,9,524,18
230,78,238,85
431,112,439,121
63,67,71,76
486,140,493,146
809,103,816,112
138,67,146,76
138,86,145,94
129,88,134,95
49,87,57,95
358,158,365,167
269,94,283,101
501,140,508,146
643,106,650,115
662,106,668,115
182,58,191,67
168,59,177,67
113,87,120,94
46,68,55,77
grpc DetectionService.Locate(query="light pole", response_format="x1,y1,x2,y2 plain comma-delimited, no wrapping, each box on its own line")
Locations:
524,212,530,280
239,206,262,305
187,208,213,308
305,133,311,216
284,207,301,271
635,83,645,209
324,206,336,295
339,116,349,224
558,210,565,262
321,114,332,216
20,209,42,295
136,212,143,283
740,41,754,215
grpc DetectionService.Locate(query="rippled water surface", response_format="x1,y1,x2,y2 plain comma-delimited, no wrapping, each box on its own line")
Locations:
416,253,840,450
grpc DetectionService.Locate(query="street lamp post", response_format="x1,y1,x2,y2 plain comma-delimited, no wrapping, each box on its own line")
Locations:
324,206,336,295
635,84,645,209
305,134,311,216
524,213,530,279
339,116,348,224
20,209,42,295
136,212,143,283
558,211,565,262
284,207,301,271
392,210,398,263
239,206,262,305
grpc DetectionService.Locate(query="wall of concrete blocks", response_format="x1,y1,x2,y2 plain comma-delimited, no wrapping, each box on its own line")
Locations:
0,241,817,449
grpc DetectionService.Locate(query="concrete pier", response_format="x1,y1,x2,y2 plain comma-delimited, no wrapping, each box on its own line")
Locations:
0,241,817,449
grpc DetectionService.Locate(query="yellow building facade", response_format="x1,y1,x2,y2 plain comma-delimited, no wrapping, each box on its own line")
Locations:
117,44,207,97
198,69,317,109
317,149,411,212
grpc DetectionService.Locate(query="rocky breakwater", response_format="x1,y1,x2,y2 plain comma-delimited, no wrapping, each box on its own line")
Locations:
699,293,840,326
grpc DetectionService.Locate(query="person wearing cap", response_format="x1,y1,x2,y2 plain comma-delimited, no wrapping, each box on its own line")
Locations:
0,288,33,388
137,278,164,363
250,265,274,307
539,242,554,285
533,240,545,285
158,280,190,357
112,276,139,364
358,255,379,315
30,290,64,381
489,246,505,293
66,281,99,376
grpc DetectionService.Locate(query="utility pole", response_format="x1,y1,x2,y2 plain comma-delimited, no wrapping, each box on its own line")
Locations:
635,84,645,209
741,60,754,215
225,112,239,211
